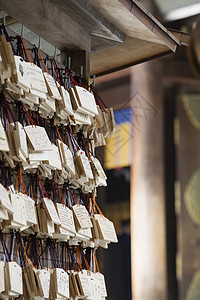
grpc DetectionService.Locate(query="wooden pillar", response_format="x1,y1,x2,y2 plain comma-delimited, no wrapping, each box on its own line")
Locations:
130,59,167,300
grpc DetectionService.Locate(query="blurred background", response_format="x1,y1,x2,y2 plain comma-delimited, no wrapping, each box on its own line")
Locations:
2,1,200,299
95,1,200,300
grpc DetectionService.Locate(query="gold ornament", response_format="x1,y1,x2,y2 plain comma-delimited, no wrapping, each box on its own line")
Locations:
186,270,200,300
185,170,200,225
182,94,200,129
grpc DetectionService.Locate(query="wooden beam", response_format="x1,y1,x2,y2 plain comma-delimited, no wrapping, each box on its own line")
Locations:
68,0,125,43
88,0,180,50
128,0,180,51
90,36,171,76
0,0,91,52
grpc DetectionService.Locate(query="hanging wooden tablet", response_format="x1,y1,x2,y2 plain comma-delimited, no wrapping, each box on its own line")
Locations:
23,91,40,105
8,193,27,227
43,72,62,101
69,273,78,299
55,203,76,234
69,88,89,115
43,144,62,171
91,216,100,240
109,108,116,135
72,111,92,125
95,272,107,298
91,272,102,300
53,225,71,240
20,193,37,226
6,261,23,296
76,270,92,298
87,272,96,300
77,227,92,240
13,122,28,162
3,152,15,169
0,35,13,84
102,110,110,138
74,86,98,116
0,261,5,293
22,267,32,299
94,214,118,244
29,88,47,101
35,271,45,299
28,151,50,163
23,261,41,299
38,269,50,299
72,204,93,229
6,123,21,162
50,268,70,299
40,94,56,116
36,202,55,236
57,140,76,176
0,206,9,221
75,150,94,180
0,184,13,214
59,86,73,115
90,156,107,187
0,118,9,149
27,63,47,93
24,126,52,152
95,106,104,130
69,272,81,299
5,79,23,96
12,56,31,90
43,198,61,225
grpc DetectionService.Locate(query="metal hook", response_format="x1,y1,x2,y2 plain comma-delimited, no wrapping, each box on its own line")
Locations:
21,24,24,38
3,11,6,26
80,65,83,78
54,46,56,60
45,56,48,68
68,56,71,70
93,75,96,86
38,36,41,49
